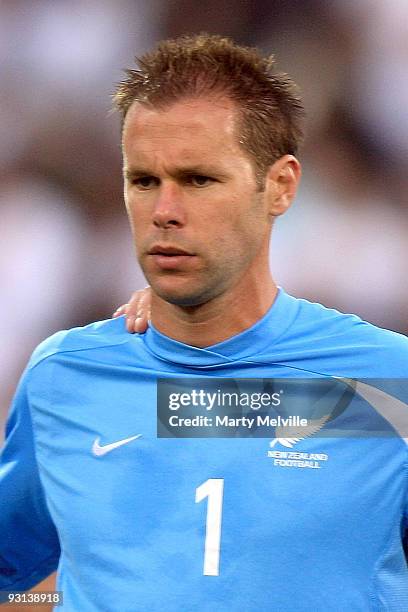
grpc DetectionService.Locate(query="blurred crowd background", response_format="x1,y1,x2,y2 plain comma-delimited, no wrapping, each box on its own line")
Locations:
1,0,407,431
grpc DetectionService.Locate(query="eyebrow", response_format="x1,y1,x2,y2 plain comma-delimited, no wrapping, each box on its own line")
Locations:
123,165,227,180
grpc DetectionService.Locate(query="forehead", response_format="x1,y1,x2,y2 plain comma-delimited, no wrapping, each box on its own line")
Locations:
122,97,242,164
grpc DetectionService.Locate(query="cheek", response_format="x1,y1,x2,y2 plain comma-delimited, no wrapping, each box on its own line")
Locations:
228,197,268,240
200,196,264,255
230,214,270,263
125,196,150,233
125,206,137,237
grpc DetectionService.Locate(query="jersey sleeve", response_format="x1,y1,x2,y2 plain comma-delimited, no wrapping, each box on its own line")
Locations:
0,369,60,598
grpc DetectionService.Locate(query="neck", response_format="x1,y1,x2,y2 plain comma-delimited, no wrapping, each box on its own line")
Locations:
150,274,278,347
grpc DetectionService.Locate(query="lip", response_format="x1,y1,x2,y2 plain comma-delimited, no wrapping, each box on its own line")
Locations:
148,245,193,256
147,245,195,270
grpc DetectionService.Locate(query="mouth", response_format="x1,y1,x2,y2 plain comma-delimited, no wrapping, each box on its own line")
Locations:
147,245,196,270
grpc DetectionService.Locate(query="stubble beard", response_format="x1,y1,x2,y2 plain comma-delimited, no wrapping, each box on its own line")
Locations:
146,272,229,307
141,258,237,308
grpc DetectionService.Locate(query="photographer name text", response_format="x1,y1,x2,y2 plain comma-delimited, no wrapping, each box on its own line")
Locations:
168,414,308,428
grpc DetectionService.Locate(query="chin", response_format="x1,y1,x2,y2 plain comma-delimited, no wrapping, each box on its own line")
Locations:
155,288,207,307
150,279,216,307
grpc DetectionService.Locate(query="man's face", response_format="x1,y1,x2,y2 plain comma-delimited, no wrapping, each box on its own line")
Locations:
122,97,273,306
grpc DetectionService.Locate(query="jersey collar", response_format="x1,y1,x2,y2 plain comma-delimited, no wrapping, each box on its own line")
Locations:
142,288,299,367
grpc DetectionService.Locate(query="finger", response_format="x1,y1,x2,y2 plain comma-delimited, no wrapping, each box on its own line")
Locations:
134,290,151,333
125,292,143,318
134,315,149,334
112,303,130,318
126,314,136,334
126,287,150,319
127,289,150,327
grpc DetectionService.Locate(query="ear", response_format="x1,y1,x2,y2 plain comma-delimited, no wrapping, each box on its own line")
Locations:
264,155,301,217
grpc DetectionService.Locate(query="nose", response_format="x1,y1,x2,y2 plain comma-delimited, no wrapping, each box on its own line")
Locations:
152,181,186,229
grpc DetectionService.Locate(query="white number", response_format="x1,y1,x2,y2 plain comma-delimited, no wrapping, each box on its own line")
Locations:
195,478,224,576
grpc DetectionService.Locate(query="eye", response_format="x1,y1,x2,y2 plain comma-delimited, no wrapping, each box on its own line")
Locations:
132,176,159,190
188,175,214,187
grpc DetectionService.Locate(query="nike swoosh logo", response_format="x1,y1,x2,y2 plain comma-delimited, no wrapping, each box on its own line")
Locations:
92,434,142,457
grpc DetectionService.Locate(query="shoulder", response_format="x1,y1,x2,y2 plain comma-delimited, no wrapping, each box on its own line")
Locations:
27,316,134,371
296,297,407,343
286,295,408,376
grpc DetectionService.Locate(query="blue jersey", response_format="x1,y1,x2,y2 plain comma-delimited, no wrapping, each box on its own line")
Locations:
1,289,408,611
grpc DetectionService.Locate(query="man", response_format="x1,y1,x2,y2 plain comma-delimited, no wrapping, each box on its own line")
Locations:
1,34,408,611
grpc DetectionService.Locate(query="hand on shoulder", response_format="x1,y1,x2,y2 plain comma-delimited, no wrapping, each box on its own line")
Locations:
112,287,151,334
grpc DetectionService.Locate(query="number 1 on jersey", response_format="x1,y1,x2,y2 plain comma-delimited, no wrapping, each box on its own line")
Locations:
195,478,224,576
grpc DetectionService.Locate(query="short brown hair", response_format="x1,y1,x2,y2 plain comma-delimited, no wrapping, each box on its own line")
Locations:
114,33,305,181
